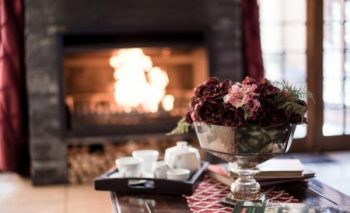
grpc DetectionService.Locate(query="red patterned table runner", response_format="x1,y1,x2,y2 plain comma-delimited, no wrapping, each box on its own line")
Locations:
185,176,299,213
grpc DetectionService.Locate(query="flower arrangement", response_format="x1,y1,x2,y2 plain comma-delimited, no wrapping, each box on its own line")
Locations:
170,76,313,134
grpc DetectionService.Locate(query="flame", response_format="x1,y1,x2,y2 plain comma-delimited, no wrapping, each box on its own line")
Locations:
109,48,174,113
162,95,175,111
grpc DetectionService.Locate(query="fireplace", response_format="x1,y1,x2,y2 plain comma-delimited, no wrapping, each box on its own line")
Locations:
26,0,242,184
62,33,208,137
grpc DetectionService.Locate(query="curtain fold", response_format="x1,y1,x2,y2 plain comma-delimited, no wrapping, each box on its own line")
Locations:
0,0,28,174
241,0,264,80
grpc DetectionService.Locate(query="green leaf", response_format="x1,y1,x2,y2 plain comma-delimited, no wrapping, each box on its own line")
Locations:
166,118,191,135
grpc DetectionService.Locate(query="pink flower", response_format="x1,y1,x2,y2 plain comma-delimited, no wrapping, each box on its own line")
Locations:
224,82,260,108
223,84,241,106
242,83,258,95
224,80,261,120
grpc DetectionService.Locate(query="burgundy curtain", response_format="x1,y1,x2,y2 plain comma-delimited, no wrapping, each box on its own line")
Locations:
0,0,29,174
241,0,264,80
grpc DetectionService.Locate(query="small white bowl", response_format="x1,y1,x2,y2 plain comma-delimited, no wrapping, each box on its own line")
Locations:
166,169,190,181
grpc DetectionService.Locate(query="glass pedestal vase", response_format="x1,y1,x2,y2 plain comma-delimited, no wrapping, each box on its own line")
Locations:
193,122,296,205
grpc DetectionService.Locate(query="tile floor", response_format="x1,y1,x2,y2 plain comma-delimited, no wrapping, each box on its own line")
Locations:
0,174,112,213
1,151,350,213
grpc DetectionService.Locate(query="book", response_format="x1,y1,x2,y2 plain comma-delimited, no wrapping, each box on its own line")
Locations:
207,159,315,186
254,158,305,179
233,201,350,213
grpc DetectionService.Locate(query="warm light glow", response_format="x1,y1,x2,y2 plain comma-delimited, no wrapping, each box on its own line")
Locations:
109,48,174,113
162,95,175,111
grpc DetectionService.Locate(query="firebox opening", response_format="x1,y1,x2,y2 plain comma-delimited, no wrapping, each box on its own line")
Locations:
61,37,209,137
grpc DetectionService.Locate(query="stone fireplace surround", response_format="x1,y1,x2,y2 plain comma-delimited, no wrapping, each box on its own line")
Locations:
25,0,242,184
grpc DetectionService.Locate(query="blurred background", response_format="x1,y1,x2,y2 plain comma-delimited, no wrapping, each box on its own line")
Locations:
1,0,350,212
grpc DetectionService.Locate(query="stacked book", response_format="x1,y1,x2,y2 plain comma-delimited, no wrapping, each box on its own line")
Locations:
207,159,315,186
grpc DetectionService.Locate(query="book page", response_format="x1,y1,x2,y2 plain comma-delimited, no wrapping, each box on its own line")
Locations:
258,159,304,172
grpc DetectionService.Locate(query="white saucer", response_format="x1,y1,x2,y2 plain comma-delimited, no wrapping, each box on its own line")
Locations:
108,171,154,179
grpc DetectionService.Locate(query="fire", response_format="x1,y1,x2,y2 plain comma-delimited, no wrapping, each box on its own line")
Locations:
109,48,174,113
162,95,175,111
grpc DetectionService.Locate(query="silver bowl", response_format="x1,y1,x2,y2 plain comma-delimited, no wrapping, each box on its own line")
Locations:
193,122,296,203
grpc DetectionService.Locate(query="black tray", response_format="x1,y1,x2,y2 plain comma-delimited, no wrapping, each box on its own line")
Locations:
94,161,209,195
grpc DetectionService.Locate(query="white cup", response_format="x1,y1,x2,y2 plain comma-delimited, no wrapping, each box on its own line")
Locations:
132,150,159,174
115,157,143,177
154,161,169,179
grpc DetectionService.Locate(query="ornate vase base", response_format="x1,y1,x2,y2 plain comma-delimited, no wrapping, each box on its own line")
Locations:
219,193,267,207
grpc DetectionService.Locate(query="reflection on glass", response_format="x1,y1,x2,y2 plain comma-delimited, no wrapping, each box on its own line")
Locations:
322,0,349,136
345,78,350,106
323,77,343,105
284,26,306,51
323,107,343,136
324,23,343,49
324,0,342,21
346,1,350,20
285,0,306,22
260,0,307,138
260,26,283,53
284,53,306,138
344,52,350,75
346,108,350,134
285,54,306,85
259,0,283,23
345,23,350,47
294,124,307,138
323,51,342,78
263,54,283,81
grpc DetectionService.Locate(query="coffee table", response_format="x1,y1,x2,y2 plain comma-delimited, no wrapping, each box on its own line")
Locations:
108,178,350,212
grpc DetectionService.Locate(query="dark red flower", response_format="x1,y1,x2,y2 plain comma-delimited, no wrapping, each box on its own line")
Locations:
194,77,232,99
222,106,244,127
191,100,224,125
185,76,308,127
257,80,280,97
